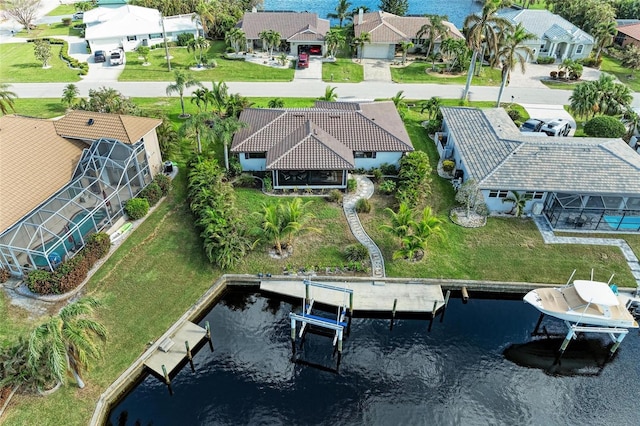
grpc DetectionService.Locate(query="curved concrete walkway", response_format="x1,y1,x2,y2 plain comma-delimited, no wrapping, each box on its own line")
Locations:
342,175,385,278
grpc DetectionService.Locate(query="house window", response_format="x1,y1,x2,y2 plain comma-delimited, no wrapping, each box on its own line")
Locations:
245,152,266,159
354,151,376,158
488,190,508,198
149,33,162,39
525,191,544,200
576,45,583,54
127,35,137,42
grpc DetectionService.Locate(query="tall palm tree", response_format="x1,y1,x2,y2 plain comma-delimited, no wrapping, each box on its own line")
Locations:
569,81,599,119
398,40,413,64
325,29,346,58
0,83,17,115
28,297,107,389
462,0,512,99
179,112,215,154
592,20,617,63
495,23,535,106
191,87,211,112
416,15,448,62
319,85,338,101
259,30,271,54
267,30,281,57
210,81,229,117
225,28,246,54
328,0,352,28
502,191,530,217
166,70,203,118
353,31,371,60
209,115,248,170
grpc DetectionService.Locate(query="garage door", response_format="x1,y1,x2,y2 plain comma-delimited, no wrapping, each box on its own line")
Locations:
363,44,391,59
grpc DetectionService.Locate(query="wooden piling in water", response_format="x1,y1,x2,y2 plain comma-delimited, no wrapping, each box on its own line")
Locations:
428,300,438,332
390,298,398,330
205,321,214,351
532,313,545,336
162,364,172,396
290,317,296,357
185,341,194,372
461,287,469,303
440,290,450,323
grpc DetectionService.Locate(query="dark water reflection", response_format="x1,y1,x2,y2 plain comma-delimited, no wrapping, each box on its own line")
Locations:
108,290,640,426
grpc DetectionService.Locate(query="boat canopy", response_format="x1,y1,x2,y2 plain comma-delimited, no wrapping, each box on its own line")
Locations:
573,280,619,306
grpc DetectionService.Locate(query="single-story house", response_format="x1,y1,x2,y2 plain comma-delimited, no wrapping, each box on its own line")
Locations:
437,107,640,232
231,101,414,189
495,9,594,62
615,22,640,49
0,111,162,277
237,10,330,55
353,10,464,60
84,5,201,53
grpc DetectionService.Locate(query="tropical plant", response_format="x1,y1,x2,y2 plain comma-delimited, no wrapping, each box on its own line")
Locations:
61,83,79,109
420,96,441,119
379,202,414,243
440,37,468,72
208,115,248,170
328,0,352,27
396,151,432,208
28,297,107,388
352,31,371,60
621,44,640,73
281,197,317,247
569,74,632,118
416,14,449,63
259,29,281,57
124,197,149,220
0,83,17,115
379,0,408,16
187,36,209,65
344,243,369,262
584,115,626,138
210,80,229,117
179,112,213,154
256,203,287,256
268,97,284,108
622,107,640,140
383,205,443,261
502,190,530,217
495,23,535,106
225,27,246,54
255,198,316,256
77,87,139,115
165,70,202,118
398,40,413,64
224,93,253,118
592,20,617,63
156,115,179,159
33,39,52,68
190,87,211,112
325,29,346,58
319,85,338,101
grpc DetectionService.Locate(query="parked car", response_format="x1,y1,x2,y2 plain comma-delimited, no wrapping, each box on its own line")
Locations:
94,50,106,63
110,50,124,66
298,53,309,69
520,119,544,133
540,119,571,137
309,46,321,55
72,12,83,20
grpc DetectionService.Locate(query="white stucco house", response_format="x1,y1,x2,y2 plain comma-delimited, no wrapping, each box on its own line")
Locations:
437,107,640,232
496,9,594,63
84,5,201,53
231,101,414,189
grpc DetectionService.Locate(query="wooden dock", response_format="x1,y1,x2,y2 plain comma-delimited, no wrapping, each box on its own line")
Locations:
260,280,445,314
144,321,207,377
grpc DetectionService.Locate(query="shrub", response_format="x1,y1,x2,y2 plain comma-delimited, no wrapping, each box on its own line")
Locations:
344,244,369,262
558,70,566,79
507,108,521,122
379,180,396,194
581,57,601,68
234,173,256,188
125,198,149,220
422,119,442,135
550,71,558,79
327,189,343,203
380,163,397,175
0,267,10,283
347,178,357,193
371,168,383,182
536,56,555,65
584,115,626,138
264,176,273,192
153,173,171,196
397,151,432,208
139,182,163,206
226,46,235,53
61,17,72,26
442,160,455,173
355,198,371,213
177,33,194,46
228,156,242,177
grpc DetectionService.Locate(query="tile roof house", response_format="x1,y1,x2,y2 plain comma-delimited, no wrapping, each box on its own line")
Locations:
237,10,330,56
495,9,594,62
352,10,464,59
0,112,163,277
615,22,640,49
231,101,413,189
438,107,640,232
84,5,201,53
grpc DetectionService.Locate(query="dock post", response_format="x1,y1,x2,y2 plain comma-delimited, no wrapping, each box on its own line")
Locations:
185,341,195,372
390,298,398,330
461,287,469,303
337,329,343,367
428,300,438,332
609,333,626,356
556,328,574,362
290,317,297,357
205,321,214,351
531,313,545,336
440,290,451,323
162,364,173,396
349,292,354,317
305,281,310,303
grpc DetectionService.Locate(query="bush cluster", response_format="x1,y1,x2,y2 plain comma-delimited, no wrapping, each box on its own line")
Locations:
584,115,626,138
25,233,111,295
139,182,163,206
347,178,357,193
153,173,171,196
0,267,10,283
355,198,371,213
125,198,149,220
379,180,396,194
327,189,343,203
422,119,442,135
344,244,369,262
396,151,432,208
536,56,555,65
177,33,194,46
442,160,455,173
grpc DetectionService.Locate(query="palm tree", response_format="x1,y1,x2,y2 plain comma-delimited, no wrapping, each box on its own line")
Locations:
166,70,203,118
210,81,229,117
495,23,535,106
195,36,210,64
379,203,414,246
569,81,599,119
416,15,448,63
622,107,640,140
179,112,215,154
225,28,246,55
209,115,248,170
156,115,179,159
420,96,441,119
328,0,352,27
267,30,281,57
225,93,253,118
462,0,512,99
0,83,17,115
190,87,211,112
398,40,413,64
256,202,287,256
353,31,371,60
281,198,317,248
319,85,338,101
393,207,443,261
61,83,79,109
502,191,530,217
28,297,107,389
259,30,271,54
592,20,617,63
325,29,346,58
268,98,284,108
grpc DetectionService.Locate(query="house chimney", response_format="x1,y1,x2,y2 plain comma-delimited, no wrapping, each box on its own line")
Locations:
252,6,257,13
358,8,363,25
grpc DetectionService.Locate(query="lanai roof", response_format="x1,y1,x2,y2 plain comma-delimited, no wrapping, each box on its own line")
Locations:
54,110,161,144
353,11,463,43
496,9,594,44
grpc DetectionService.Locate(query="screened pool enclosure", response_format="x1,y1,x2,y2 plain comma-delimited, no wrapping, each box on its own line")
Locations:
0,138,153,277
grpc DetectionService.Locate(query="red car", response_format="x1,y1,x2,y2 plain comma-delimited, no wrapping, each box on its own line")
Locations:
309,46,321,55
298,53,309,68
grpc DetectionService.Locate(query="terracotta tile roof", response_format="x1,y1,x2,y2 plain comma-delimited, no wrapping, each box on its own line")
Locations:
232,101,413,170
238,11,329,41
617,23,640,42
0,115,85,231
354,11,463,43
54,110,161,143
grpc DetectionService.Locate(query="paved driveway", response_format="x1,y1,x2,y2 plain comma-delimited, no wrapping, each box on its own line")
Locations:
362,59,392,82
520,103,576,136
294,56,322,80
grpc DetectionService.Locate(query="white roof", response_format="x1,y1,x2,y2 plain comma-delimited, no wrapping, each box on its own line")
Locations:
573,280,619,306
496,9,594,44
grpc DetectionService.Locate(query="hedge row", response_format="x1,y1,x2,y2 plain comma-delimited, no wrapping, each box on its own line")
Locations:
26,37,89,75
26,232,111,295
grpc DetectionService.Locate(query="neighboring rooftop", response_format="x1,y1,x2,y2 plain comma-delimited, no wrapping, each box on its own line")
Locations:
617,22,640,42
496,9,594,43
353,11,463,43
237,11,330,42
54,110,161,144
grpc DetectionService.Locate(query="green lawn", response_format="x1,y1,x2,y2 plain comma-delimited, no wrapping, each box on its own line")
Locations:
46,4,77,16
0,43,81,83
14,23,82,38
119,43,294,82
511,1,548,9
322,58,364,82
600,56,640,92
391,62,502,85
541,79,581,90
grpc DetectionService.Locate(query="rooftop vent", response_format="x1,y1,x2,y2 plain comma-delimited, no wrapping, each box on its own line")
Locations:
87,118,95,126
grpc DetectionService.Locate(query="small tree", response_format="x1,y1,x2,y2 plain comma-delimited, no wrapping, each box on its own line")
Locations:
165,70,202,118
268,98,284,108
455,179,484,217
61,83,79,109
1,0,41,32
319,85,338,101
502,191,531,217
398,40,413,64
33,39,52,68
136,45,150,64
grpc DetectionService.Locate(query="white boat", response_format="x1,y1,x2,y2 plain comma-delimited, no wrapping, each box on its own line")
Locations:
524,276,639,329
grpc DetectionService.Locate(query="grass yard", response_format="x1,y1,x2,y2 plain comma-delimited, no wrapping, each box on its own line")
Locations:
600,56,640,92
14,23,82,38
46,4,77,16
511,1,548,9
391,62,502,85
322,59,364,82
0,43,81,83
119,43,294,82
541,79,581,90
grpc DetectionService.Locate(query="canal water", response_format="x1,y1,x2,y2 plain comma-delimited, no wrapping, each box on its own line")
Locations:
108,290,640,425
263,0,482,28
